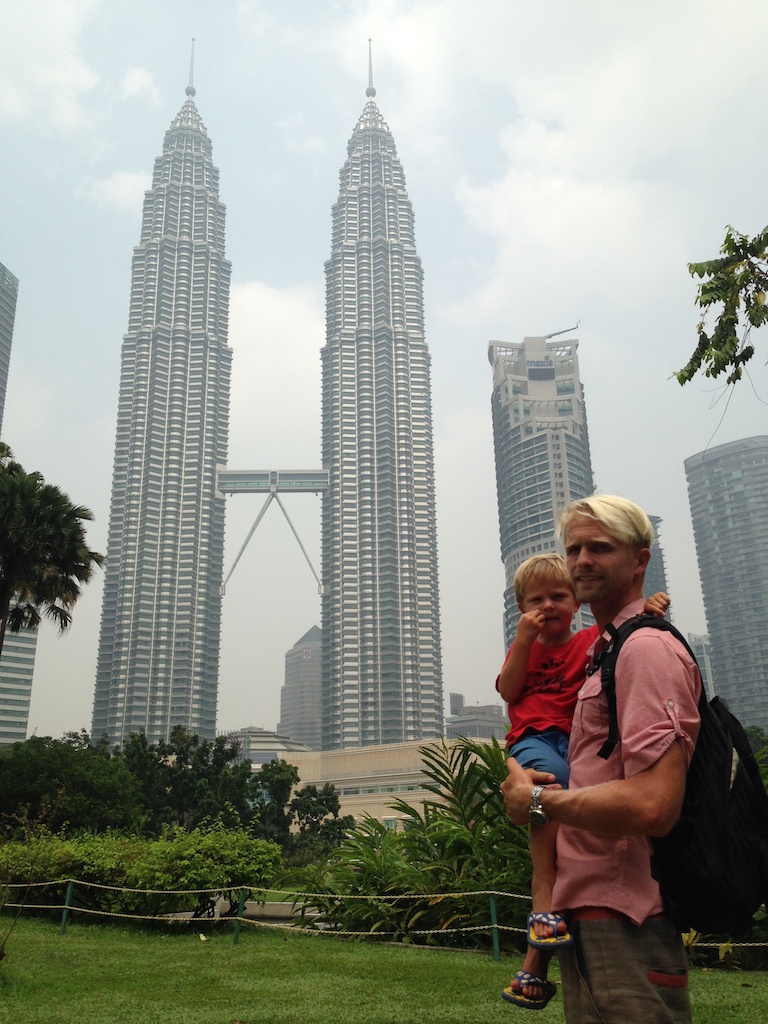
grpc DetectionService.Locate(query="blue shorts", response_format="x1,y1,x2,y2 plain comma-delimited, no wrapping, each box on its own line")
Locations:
509,728,570,789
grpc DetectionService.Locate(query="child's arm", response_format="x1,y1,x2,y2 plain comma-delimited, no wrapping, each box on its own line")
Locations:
644,592,670,618
497,611,544,705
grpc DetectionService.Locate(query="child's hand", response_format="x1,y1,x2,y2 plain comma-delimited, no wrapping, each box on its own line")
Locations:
516,609,546,644
644,592,670,618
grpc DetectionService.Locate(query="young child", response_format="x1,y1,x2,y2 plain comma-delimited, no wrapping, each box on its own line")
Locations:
496,553,668,1010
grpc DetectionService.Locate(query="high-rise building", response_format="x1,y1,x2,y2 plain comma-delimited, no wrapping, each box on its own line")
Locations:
489,333,595,647
320,65,443,749
646,514,671,617
0,261,38,746
0,262,19,437
685,436,768,727
278,625,322,749
687,633,715,701
92,71,231,748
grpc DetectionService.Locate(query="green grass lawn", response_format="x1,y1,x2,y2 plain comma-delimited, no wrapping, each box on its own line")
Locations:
0,917,765,1023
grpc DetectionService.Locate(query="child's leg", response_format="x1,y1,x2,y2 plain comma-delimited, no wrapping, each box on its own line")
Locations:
530,821,558,914
506,822,563,1000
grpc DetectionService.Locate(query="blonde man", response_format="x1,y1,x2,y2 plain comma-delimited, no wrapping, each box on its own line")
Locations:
501,496,700,1023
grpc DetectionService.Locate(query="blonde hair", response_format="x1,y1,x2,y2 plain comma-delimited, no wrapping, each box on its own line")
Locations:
558,495,654,551
513,553,574,606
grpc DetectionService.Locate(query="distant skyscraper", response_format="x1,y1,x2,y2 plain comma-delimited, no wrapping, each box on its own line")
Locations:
0,261,38,746
0,262,19,437
320,63,443,749
685,436,768,726
646,514,671,615
489,333,595,647
687,633,715,701
278,625,322,749
92,71,231,747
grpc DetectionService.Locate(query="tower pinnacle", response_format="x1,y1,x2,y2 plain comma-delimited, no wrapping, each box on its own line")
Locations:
186,38,196,97
366,38,376,98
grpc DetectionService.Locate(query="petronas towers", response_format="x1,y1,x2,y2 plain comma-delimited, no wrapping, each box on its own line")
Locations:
321,78,443,747
93,63,442,750
92,79,231,746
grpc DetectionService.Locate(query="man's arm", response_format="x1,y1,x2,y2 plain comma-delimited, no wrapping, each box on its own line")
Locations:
501,741,686,838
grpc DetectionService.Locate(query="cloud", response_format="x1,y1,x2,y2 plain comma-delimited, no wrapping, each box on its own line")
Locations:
0,0,100,134
117,67,161,106
77,171,151,215
228,280,324,468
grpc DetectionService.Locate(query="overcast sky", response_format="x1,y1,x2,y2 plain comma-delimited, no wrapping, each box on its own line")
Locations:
2,0,768,740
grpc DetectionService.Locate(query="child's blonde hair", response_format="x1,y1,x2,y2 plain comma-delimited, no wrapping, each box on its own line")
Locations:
513,553,574,607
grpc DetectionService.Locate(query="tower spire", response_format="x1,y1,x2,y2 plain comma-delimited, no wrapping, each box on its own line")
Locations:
366,38,376,98
186,38,196,97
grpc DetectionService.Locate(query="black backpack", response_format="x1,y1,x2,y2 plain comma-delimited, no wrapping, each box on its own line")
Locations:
590,613,768,936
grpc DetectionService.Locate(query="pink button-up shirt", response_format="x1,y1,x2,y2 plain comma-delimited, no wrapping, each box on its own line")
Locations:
551,600,701,925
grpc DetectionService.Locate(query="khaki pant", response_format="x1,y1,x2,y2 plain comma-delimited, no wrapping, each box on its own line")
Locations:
558,916,691,1023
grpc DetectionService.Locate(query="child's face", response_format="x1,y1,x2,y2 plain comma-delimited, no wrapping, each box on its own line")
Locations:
520,577,579,637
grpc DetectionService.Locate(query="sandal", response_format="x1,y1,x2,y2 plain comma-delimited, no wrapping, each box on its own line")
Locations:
502,970,556,1010
527,911,572,949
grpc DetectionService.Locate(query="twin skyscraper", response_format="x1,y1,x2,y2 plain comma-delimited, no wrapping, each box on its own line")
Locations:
92,59,444,751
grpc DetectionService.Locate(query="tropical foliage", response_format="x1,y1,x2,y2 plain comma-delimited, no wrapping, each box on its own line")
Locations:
679,225,768,386
288,738,532,950
0,443,103,658
0,819,282,918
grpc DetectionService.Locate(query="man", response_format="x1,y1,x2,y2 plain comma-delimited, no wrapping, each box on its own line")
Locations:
501,495,700,1023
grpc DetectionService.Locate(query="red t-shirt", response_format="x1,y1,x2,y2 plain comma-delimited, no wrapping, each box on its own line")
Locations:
498,626,599,746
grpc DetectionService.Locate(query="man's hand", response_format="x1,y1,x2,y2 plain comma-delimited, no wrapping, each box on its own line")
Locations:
501,757,557,825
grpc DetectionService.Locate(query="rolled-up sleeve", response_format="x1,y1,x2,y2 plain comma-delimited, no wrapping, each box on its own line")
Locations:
616,631,701,777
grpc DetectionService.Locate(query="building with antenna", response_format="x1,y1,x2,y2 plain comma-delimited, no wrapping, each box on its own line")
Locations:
320,53,444,748
489,332,595,647
92,55,232,748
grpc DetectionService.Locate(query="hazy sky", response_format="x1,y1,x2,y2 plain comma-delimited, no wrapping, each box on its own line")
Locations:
2,0,768,739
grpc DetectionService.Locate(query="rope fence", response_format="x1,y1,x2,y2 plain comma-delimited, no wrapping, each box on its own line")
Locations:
1,880,765,961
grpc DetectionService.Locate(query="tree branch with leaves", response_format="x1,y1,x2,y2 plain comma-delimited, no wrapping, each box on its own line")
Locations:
679,225,768,387
678,225,768,386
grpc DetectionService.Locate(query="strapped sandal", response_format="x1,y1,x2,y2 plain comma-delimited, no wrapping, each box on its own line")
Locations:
527,911,572,949
502,970,556,1010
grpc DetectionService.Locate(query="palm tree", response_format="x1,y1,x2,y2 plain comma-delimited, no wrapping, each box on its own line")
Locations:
0,443,104,658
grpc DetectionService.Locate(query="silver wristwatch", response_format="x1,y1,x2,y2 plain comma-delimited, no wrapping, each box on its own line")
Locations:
529,785,550,826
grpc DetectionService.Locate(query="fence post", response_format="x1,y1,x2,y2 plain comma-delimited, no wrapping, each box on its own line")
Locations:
59,880,75,936
233,888,247,945
489,894,500,962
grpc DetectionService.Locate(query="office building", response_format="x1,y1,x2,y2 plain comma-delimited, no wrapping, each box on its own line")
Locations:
92,73,231,747
489,333,595,647
444,702,508,743
0,261,38,745
687,633,715,701
646,514,671,616
320,65,443,748
0,262,19,437
685,436,768,726
278,625,322,749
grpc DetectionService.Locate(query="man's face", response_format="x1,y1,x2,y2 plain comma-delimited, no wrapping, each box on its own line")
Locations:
563,515,649,621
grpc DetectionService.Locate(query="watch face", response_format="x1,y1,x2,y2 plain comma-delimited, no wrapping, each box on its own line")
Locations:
530,808,549,826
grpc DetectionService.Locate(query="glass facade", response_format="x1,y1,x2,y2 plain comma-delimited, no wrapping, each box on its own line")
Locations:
685,436,768,727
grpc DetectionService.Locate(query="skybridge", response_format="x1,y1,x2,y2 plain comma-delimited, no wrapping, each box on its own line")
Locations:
217,468,329,596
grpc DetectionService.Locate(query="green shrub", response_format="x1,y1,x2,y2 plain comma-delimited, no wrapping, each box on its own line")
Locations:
287,738,532,949
0,820,282,918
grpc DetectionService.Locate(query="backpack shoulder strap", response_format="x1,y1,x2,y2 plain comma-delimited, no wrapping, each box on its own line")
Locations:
593,614,701,760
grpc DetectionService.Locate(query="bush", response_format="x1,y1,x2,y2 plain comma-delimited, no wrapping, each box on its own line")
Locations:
0,820,283,918
287,738,532,949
